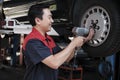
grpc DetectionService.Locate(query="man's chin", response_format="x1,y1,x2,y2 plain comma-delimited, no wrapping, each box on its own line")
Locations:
46,26,52,32
48,27,52,31
46,29,51,32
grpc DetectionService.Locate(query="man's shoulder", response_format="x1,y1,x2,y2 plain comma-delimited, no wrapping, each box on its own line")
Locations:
24,32,34,41
23,32,41,50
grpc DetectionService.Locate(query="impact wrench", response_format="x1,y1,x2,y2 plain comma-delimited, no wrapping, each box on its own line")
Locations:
72,27,89,68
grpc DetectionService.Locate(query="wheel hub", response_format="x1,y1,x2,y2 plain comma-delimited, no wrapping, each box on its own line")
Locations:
91,20,100,30
81,6,111,46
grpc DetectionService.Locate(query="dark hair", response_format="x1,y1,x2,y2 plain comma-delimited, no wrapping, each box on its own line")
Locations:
28,4,49,26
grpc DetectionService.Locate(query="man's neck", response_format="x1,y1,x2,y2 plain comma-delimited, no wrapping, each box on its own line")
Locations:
34,26,46,37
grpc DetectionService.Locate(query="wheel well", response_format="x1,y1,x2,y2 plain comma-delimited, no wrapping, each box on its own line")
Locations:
71,0,120,25
110,0,120,12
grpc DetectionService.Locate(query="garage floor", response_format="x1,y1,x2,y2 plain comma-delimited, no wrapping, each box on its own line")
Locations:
0,65,102,80
0,65,25,80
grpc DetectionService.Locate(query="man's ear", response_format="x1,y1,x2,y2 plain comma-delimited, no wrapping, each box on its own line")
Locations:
35,17,41,25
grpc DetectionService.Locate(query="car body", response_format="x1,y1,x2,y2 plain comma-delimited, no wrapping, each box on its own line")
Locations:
0,0,120,57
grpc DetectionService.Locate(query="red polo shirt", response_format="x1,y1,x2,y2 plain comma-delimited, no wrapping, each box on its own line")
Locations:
23,28,61,80
23,28,56,53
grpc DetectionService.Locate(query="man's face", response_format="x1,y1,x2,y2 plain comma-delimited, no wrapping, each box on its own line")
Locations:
36,8,54,32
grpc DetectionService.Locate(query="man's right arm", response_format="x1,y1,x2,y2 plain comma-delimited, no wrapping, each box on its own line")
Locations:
42,36,84,69
42,28,94,69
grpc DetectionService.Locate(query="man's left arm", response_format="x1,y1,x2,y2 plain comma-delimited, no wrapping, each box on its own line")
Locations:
66,28,95,63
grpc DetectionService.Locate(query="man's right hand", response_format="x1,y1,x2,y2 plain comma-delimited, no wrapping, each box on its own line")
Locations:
72,36,85,48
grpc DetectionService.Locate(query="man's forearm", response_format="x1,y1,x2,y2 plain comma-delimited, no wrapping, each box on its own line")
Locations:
66,49,75,63
42,41,77,69
42,37,84,69
53,42,76,67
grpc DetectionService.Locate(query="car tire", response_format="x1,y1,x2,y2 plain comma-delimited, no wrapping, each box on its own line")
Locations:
73,0,120,57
